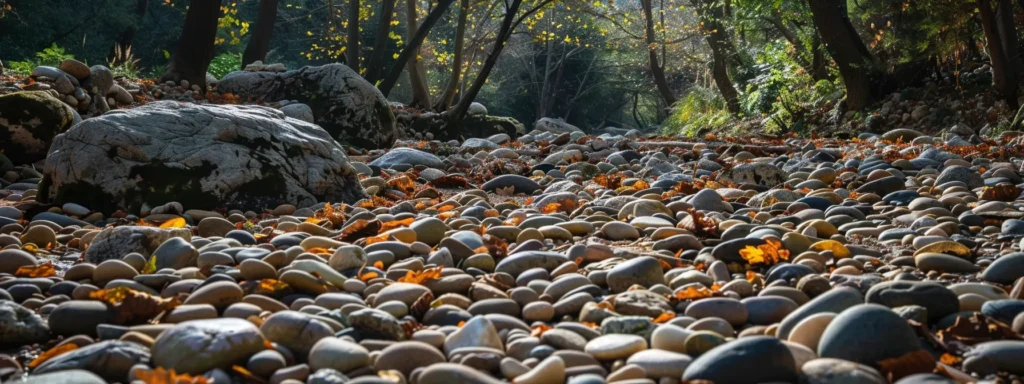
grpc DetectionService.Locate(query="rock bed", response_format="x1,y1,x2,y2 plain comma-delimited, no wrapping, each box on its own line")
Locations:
2,126,1024,384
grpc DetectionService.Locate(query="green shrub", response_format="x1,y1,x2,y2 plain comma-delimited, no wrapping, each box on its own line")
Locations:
3,43,75,76
109,44,142,78
35,43,74,66
208,53,242,79
662,85,733,137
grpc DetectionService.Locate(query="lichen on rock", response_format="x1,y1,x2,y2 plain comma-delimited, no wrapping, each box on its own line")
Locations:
41,101,367,213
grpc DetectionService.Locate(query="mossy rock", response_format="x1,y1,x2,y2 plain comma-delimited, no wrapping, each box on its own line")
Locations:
407,113,524,141
0,91,76,164
41,101,367,214
217,64,396,149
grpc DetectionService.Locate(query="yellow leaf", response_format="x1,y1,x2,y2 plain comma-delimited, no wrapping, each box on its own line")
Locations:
142,255,158,274
159,217,186,228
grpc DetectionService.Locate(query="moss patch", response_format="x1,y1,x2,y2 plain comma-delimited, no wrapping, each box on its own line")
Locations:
0,91,74,164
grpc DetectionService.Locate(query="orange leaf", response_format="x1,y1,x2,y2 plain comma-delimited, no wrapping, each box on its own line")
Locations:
386,175,417,194
541,203,562,214
158,217,187,228
939,353,961,365
29,344,78,368
373,260,384,269
876,349,935,381
378,217,415,234
674,285,715,300
746,270,758,284
358,271,379,282
398,266,444,285
530,324,553,337
136,367,209,384
632,180,650,190
653,312,676,323
15,262,56,277
364,234,390,245
457,320,467,328
307,247,332,256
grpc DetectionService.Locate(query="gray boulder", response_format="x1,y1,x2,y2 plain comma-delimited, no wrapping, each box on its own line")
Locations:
217,64,396,148
0,91,77,164
534,117,583,134
40,101,367,213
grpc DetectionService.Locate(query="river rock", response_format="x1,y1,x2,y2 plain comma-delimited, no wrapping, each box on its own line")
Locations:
818,304,924,368
40,101,367,213
151,318,267,374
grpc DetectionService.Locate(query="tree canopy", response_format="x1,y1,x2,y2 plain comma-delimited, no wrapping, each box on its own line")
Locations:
2,0,1023,134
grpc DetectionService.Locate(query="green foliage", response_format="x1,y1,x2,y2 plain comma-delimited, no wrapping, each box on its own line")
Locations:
109,45,142,78
208,53,243,79
3,43,75,76
35,43,75,66
740,42,841,133
4,60,35,75
663,86,733,137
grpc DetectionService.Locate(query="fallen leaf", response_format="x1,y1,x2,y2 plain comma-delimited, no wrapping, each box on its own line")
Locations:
398,266,444,285
876,349,935,381
739,239,790,266
674,285,716,300
29,344,78,368
530,324,553,337
15,262,56,277
653,312,676,323
936,313,1018,345
142,255,158,274
158,217,187,229
378,218,417,233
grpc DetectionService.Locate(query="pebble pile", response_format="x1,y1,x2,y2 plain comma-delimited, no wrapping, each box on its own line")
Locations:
2,126,1024,384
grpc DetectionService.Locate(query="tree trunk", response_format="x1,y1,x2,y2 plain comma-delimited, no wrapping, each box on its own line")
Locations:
765,14,828,80
995,0,1021,108
806,0,881,111
377,0,455,97
346,0,360,71
111,0,148,60
642,0,677,106
449,0,524,123
405,0,431,108
434,0,469,110
363,0,398,82
693,0,739,114
161,0,221,91
242,0,279,68
809,34,830,80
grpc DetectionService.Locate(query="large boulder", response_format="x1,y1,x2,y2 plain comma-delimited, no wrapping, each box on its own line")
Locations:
217,64,396,149
0,91,78,164
395,109,524,141
40,101,367,213
534,117,583,134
